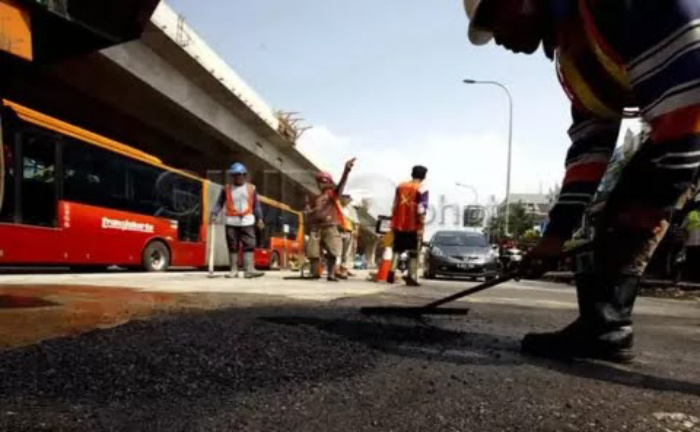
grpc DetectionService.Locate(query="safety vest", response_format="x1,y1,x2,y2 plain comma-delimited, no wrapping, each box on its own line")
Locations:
556,0,634,120
341,205,355,232
225,184,256,217
391,181,421,232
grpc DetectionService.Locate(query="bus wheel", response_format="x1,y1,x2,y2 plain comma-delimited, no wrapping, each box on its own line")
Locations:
142,241,170,272
269,251,281,271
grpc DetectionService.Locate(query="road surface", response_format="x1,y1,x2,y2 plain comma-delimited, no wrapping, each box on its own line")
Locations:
0,270,698,431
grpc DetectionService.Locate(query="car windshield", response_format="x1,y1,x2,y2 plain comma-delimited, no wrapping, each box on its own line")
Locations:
433,233,487,247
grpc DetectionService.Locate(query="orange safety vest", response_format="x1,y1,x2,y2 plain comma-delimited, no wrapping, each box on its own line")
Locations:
391,181,421,232
225,184,256,217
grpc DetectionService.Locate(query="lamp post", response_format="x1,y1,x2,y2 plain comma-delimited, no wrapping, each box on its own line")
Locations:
463,79,513,236
455,182,479,204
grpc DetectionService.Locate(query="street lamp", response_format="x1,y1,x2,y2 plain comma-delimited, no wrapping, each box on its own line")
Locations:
463,78,513,236
455,182,479,204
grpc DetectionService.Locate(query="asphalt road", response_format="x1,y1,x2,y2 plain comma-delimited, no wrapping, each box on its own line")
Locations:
0,272,698,431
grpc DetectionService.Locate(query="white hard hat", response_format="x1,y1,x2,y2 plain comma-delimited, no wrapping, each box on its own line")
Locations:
463,0,494,46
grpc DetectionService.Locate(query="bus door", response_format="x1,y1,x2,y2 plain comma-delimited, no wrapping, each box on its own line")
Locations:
0,117,65,264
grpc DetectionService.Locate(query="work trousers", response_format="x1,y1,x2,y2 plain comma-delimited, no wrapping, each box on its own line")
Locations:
575,1,700,331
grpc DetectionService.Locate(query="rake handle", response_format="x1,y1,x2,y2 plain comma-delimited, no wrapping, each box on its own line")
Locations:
420,272,520,310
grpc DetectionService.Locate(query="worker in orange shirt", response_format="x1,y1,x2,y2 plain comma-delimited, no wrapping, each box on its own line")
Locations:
388,165,429,286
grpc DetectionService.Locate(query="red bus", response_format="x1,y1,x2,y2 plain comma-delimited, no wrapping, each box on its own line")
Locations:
0,100,303,271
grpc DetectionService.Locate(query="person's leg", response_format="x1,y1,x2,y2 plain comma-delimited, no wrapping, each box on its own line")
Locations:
240,225,263,278
340,232,351,276
523,138,673,362
338,232,351,279
405,232,420,286
388,232,406,284
323,226,343,281
347,234,358,276
225,226,241,278
524,2,700,362
306,230,322,279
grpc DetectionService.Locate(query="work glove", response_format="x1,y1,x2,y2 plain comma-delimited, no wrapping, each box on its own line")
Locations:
518,236,565,280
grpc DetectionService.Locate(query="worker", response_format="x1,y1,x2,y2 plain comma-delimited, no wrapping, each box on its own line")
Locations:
464,0,700,363
211,163,265,279
682,200,700,282
388,165,429,286
306,158,356,281
339,193,361,278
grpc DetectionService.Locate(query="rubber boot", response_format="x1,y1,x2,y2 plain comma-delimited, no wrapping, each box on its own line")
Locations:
327,257,340,282
225,253,240,279
405,257,421,287
521,272,637,363
243,252,264,279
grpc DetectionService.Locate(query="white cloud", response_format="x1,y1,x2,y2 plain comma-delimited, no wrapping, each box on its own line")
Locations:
298,125,566,237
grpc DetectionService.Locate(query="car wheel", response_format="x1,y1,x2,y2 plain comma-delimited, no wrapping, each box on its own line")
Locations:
142,241,170,272
268,251,281,270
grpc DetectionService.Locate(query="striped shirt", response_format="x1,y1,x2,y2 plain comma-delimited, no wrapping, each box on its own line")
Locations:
546,0,700,239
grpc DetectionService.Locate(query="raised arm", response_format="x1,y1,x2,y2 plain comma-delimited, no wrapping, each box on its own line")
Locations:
336,158,357,195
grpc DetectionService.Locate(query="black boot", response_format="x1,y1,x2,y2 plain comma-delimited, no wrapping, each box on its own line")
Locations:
521,273,638,363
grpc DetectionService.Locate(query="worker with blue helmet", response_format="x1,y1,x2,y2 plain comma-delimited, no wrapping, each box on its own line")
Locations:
212,162,264,279
228,162,247,175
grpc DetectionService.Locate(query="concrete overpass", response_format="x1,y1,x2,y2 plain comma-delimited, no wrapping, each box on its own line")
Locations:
0,1,320,209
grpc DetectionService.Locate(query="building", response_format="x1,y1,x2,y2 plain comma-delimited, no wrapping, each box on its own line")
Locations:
502,193,553,223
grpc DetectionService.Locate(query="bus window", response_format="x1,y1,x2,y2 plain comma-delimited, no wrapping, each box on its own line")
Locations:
64,137,203,243
20,127,58,227
0,138,14,223
64,138,129,211
152,171,202,242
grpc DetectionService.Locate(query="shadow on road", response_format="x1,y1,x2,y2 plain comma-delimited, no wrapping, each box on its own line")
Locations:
263,315,522,367
265,314,700,398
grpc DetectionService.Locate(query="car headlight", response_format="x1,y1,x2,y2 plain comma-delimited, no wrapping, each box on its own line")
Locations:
431,247,444,257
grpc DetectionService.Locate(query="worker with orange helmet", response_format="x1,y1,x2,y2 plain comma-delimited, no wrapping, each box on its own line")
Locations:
464,0,700,362
305,158,356,281
388,165,429,286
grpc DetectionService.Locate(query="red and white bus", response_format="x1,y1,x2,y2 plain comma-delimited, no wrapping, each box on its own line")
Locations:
0,100,303,271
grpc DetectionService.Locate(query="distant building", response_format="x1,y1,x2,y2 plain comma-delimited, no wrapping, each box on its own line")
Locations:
503,193,553,219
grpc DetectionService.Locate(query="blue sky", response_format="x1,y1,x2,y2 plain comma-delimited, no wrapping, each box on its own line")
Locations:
167,0,633,228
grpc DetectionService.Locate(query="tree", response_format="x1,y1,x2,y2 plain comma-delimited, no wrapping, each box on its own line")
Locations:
486,202,537,243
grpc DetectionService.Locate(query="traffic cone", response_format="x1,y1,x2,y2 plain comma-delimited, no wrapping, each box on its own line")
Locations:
375,247,393,282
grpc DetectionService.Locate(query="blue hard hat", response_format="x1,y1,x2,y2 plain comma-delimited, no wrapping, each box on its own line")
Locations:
227,162,247,175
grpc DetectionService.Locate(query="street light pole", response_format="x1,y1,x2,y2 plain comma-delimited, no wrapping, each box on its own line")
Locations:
463,79,513,236
455,182,479,204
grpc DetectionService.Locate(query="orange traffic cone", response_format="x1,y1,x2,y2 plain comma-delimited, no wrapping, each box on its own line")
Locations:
375,247,393,282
